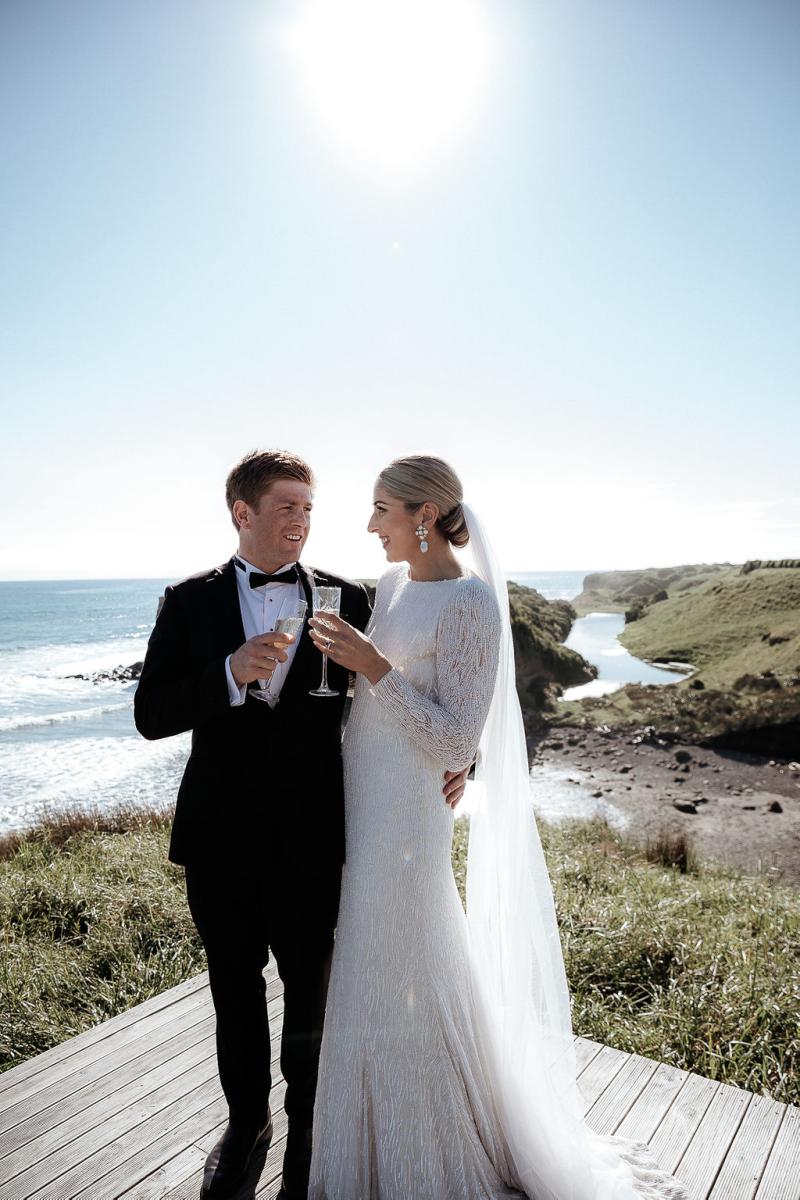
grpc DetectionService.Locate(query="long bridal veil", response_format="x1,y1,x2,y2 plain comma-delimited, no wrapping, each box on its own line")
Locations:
462,503,688,1200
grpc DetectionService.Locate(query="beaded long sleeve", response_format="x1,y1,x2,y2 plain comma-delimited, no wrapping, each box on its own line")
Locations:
370,578,501,771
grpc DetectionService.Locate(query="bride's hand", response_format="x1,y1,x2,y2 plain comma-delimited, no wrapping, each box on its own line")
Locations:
308,613,392,686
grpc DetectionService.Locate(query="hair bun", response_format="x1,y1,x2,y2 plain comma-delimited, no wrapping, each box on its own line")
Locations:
439,501,469,549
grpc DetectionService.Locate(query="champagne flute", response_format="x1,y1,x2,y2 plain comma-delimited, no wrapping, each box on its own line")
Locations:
248,598,307,704
309,586,341,697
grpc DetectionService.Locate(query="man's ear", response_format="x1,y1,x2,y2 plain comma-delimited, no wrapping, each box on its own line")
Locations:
232,499,249,530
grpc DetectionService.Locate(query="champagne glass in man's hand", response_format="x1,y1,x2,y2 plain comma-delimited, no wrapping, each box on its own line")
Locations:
248,598,307,703
229,627,296,701
309,586,341,697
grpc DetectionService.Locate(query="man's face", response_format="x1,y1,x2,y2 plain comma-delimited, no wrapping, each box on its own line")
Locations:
234,479,313,571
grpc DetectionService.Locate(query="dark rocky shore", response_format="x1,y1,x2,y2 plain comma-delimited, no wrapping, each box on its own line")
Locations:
531,726,800,884
66,662,143,684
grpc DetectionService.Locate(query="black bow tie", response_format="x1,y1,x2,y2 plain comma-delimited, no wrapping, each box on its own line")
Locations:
235,559,300,588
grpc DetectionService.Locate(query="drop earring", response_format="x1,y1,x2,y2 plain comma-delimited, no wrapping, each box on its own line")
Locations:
415,523,429,554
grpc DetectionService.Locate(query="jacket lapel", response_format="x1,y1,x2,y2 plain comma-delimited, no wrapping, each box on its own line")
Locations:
205,557,246,656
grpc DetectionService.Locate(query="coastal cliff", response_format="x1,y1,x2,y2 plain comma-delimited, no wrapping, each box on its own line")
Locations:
572,563,735,618
507,583,595,721
557,564,800,756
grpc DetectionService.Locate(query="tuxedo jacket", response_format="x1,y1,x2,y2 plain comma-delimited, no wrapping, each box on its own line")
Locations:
134,557,372,875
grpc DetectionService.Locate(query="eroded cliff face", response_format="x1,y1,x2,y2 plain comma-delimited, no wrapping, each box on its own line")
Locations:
507,583,595,722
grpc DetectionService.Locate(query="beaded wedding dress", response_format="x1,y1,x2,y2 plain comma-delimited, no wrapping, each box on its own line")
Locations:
308,561,688,1200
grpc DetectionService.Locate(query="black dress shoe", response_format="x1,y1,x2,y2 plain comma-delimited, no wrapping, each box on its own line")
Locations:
201,1112,273,1198
275,1185,306,1200
278,1124,312,1199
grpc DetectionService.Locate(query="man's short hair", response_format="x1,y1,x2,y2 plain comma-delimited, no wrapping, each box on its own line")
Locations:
225,449,315,530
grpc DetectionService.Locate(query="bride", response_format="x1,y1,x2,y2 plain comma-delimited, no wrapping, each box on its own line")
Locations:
306,456,687,1200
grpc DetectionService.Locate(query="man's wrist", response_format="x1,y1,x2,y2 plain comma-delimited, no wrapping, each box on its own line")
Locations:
225,654,248,706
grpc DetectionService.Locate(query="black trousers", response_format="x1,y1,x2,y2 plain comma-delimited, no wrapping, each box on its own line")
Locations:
185,858,339,1173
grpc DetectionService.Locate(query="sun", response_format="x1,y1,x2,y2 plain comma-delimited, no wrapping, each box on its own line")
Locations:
285,0,491,172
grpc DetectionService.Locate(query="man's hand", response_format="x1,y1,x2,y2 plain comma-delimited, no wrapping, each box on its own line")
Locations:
229,632,294,686
443,767,470,810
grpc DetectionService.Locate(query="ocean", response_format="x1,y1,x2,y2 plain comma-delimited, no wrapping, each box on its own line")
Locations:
0,571,589,835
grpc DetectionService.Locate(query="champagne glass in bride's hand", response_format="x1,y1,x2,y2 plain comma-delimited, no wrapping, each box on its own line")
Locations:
248,598,307,704
309,586,341,697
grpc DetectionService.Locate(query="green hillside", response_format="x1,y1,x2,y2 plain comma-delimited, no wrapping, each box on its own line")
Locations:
572,563,735,618
556,566,800,754
620,566,800,686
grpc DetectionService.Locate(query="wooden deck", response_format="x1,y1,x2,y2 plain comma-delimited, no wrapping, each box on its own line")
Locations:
0,964,797,1199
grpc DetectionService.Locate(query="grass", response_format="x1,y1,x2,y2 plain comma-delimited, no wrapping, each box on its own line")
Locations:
2,806,798,1107
618,566,800,688
452,816,799,1105
0,804,204,1071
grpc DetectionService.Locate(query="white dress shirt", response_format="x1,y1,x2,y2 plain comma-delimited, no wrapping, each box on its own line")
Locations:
224,555,305,708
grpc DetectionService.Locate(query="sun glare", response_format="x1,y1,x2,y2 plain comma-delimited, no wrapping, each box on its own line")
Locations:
285,0,491,172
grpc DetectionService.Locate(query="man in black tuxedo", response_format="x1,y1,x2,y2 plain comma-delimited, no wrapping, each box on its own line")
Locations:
135,449,468,1198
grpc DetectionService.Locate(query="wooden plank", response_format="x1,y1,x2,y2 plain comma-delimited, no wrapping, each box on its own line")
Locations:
1,960,797,1200
0,1010,217,1167
577,1042,631,1113
80,1045,286,1199
0,960,277,1098
594,1053,659,1127
1,995,213,1147
0,970,211,1097
4,1037,220,1196
709,1093,788,1200
0,985,211,1116
3,991,285,1196
152,1083,289,1200
753,1104,800,1200
0,972,278,1135
613,1060,691,1146
32,1066,224,1200
647,1071,721,1172
114,1099,227,1199
3,981,280,1152
675,1081,751,1196
158,1119,287,1200
585,1052,660,1137
574,1035,605,1076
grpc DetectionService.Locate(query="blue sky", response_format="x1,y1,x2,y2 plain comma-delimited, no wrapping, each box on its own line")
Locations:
1,0,798,579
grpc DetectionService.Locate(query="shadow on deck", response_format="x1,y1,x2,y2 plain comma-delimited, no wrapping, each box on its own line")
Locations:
0,962,797,1199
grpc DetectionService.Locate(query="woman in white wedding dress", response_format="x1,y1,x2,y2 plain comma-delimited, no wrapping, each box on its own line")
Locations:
307,456,687,1200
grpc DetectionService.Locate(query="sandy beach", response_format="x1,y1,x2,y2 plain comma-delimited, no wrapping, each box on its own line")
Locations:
530,727,800,885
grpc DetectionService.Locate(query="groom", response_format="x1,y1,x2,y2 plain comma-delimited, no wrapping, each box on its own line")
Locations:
135,449,467,1199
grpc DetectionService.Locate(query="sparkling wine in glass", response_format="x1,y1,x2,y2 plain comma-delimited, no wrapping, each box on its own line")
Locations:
309,586,341,697
248,598,307,704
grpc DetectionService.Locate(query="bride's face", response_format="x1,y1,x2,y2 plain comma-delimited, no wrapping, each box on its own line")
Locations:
368,485,420,563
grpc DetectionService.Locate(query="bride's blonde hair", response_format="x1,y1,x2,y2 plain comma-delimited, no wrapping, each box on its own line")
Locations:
378,456,469,548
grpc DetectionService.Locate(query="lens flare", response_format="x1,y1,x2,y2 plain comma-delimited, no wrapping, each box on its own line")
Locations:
286,0,491,172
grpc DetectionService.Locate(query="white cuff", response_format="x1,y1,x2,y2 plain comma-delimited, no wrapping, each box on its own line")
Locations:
225,654,247,706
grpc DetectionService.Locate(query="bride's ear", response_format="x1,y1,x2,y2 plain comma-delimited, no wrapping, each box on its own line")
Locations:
418,502,439,528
